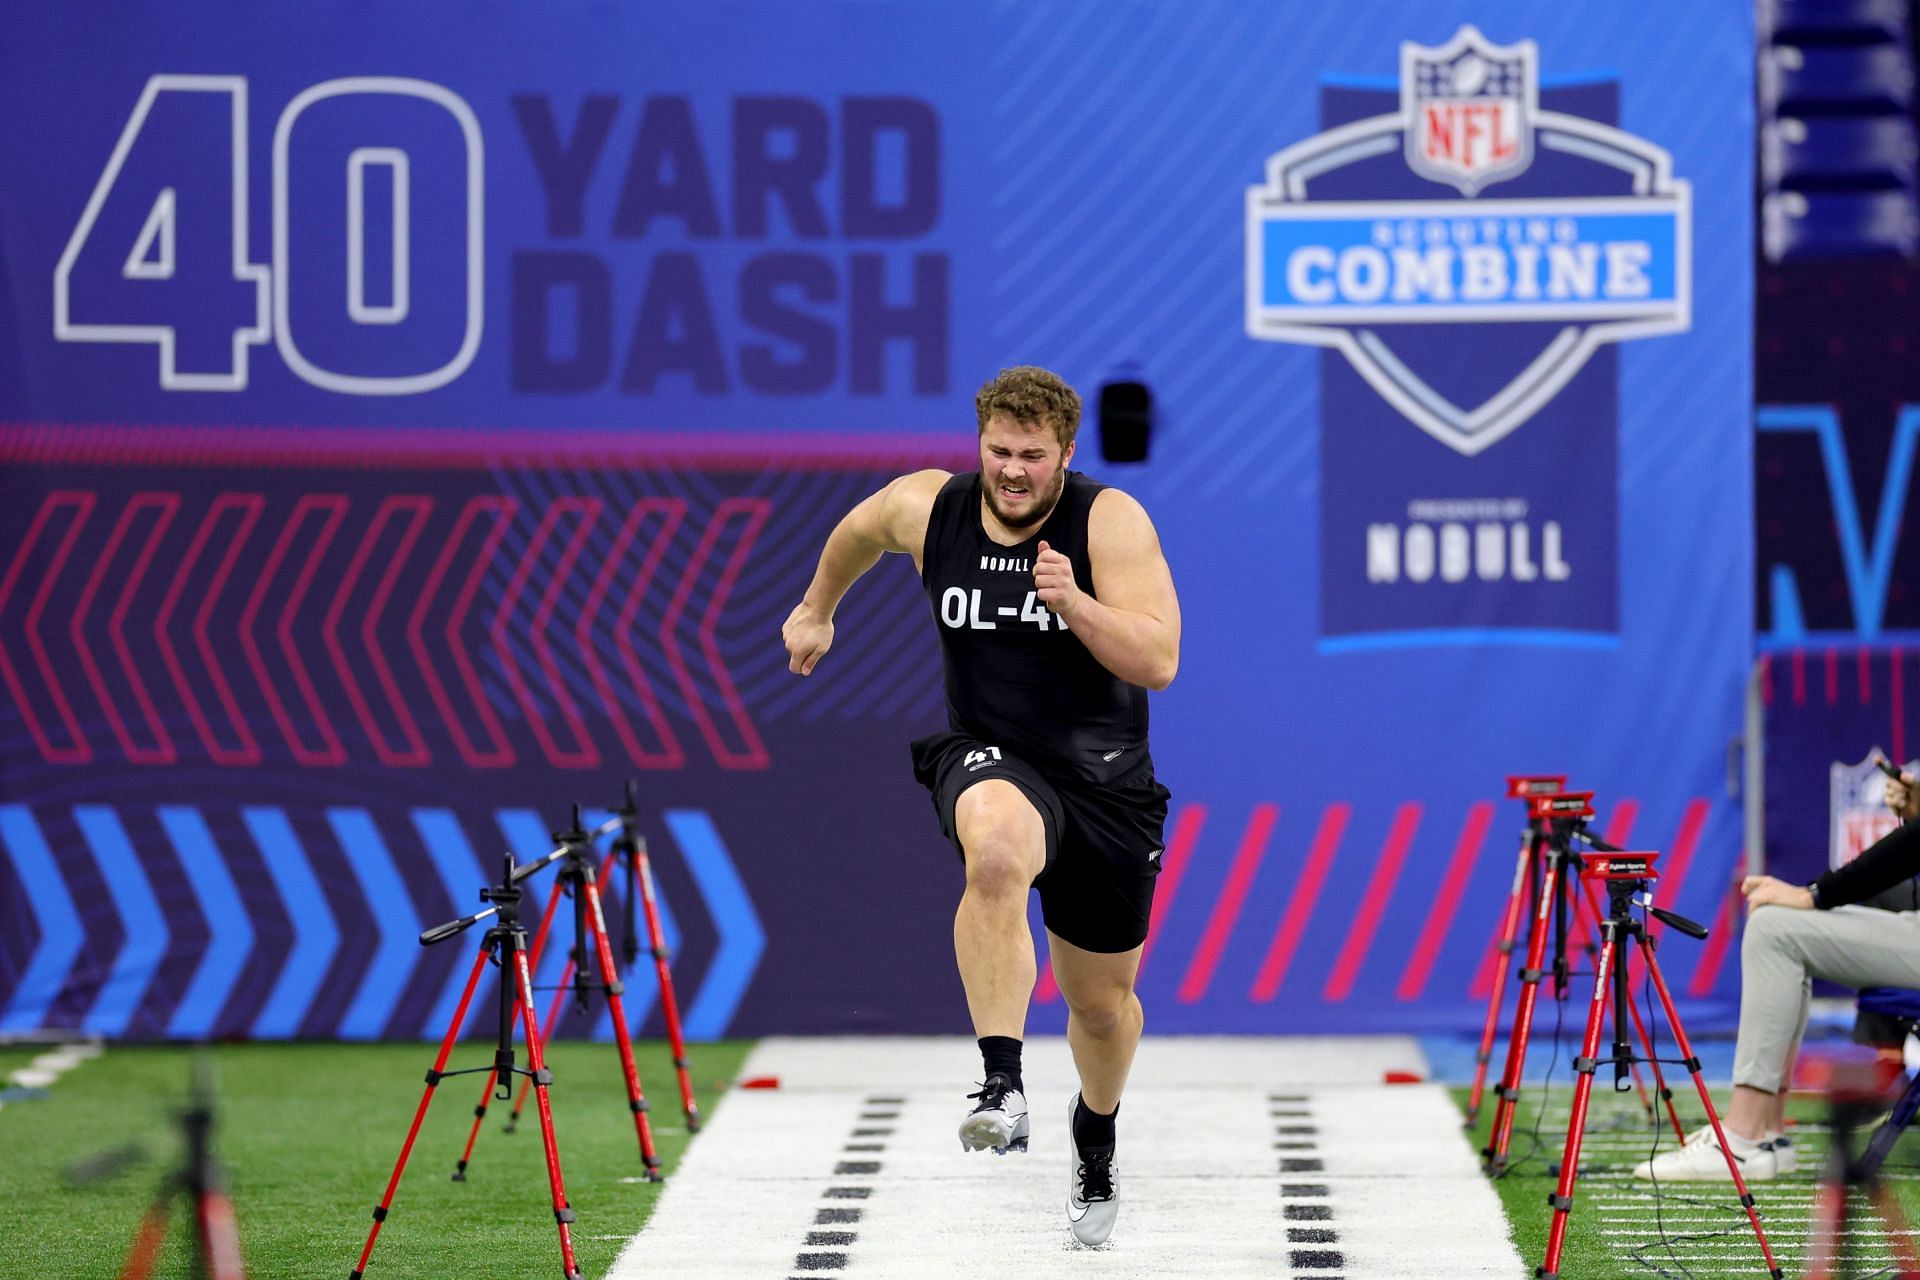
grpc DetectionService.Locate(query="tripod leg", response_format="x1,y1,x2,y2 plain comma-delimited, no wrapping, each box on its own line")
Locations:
196,1185,247,1280
1468,830,1535,1126
352,944,492,1279
453,880,571,1179
633,843,701,1131
508,955,579,1134
118,1196,171,1280
1487,858,1559,1174
1642,945,1785,1280
583,879,663,1179
1569,878,1663,1124
1540,935,1616,1279
510,941,584,1279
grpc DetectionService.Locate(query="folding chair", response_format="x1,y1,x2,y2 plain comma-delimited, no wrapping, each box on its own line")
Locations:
1854,986,1920,1177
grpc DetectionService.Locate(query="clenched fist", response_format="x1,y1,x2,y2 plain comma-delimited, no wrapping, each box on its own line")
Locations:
1887,769,1919,822
1034,540,1083,617
783,602,833,676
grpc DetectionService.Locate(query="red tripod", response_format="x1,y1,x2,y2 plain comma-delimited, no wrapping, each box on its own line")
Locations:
1465,774,1565,1126
611,782,702,1133
452,808,664,1183
351,852,583,1280
1484,791,1685,1175
117,1057,245,1280
1538,848,1782,1280
1799,1051,1920,1280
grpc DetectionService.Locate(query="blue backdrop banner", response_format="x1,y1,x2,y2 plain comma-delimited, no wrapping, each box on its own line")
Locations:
0,1,1753,1039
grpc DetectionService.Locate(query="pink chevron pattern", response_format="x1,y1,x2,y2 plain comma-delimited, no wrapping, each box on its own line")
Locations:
5,488,785,771
0,492,95,762
156,494,263,765
241,495,348,765
323,496,432,767
72,493,179,764
660,497,771,770
493,497,603,769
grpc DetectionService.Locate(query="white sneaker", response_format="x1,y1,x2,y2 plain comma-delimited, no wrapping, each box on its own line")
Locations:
958,1074,1029,1154
1632,1123,1784,1182
1763,1131,1797,1175
1066,1094,1118,1246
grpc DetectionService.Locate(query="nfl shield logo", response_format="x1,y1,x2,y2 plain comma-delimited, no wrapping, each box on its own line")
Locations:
1403,27,1536,195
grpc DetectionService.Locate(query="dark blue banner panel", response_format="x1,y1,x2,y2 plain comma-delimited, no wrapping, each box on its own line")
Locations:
1,1,1752,1037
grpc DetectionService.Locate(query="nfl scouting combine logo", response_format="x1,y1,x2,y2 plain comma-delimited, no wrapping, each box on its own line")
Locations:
1245,27,1693,645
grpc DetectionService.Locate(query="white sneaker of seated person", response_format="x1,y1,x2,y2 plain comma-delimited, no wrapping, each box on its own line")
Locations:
1632,1123,1794,1181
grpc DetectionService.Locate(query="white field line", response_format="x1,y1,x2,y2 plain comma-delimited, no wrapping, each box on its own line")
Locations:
609,1036,1527,1279
0,1039,103,1109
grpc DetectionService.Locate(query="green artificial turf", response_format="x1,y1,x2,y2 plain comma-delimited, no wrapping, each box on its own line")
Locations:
1456,1079,1920,1278
0,1038,753,1280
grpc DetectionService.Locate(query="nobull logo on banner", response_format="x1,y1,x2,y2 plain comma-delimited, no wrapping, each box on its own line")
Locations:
1244,27,1693,646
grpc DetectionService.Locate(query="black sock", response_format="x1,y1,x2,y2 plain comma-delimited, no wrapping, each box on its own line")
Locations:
978,1036,1023,1093
1073,1096,1118,1149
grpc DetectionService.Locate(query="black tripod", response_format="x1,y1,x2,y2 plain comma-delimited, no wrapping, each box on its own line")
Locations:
1538,848,1781,1279
350,853,583,1280
453,806,662,1183
116,1057,246,1280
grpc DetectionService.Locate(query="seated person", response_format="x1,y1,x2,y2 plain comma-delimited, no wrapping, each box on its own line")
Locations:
1636,763,1920,1180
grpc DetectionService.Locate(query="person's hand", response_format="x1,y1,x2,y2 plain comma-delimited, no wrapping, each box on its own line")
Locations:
1741,874,1814,912
782,602,834,675
1033,541,1083,618
1886,768,1919,822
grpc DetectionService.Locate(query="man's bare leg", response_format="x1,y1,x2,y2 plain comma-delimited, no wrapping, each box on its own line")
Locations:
951,780,1046,1153
1049,933,1145,1113
952,780,1046,1037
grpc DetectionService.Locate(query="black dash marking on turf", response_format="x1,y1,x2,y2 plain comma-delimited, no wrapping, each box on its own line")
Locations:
851,1127,893,1136
1269,1093,1309,1102
866,1095,906,1104
1275,1124,1317,1135
1274,1098,1340,1268
806,1231,857,1246
1288,1228,1337,1244
1284,1204,1334,1220
823,1187,871,1199
1280,1157,1325,1172
1282,1184,1329,1197
843,1143,885,1152
1289,1250,1343,1269
793,1252,848,1271
859,1111,900,1121
816,1208,863,1224
834,1161,881,1175
1273,1141,1317,1150
1270,1108,1312,1117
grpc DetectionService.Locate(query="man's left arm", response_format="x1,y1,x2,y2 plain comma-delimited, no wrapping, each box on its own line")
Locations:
1033,489,1180,690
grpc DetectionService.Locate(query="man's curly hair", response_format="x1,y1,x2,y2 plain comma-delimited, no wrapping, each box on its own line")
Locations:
974,366,1081,451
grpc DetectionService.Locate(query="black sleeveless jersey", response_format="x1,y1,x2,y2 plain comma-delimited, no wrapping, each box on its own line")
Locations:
919,470,1150,785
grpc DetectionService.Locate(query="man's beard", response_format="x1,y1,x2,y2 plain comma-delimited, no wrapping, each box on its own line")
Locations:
984,469,1067,532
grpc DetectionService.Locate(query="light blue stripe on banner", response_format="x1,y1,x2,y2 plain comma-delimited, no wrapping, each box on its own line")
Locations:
663,810,764,1040
0,806,83,1032
1757,405,1920,638
582,809,681,1043
496,809,572,996
246,807,338,1039
329,809,421,1041
1319,629,1621,653
72,806,167,1037
410,808,491,1039
159,806,254,1039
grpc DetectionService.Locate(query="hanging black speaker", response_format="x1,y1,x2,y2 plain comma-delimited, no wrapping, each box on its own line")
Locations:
1097,379,1152,463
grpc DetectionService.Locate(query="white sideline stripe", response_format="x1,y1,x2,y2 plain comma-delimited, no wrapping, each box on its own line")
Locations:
609,1036,1526,1279
1,1040,103,1108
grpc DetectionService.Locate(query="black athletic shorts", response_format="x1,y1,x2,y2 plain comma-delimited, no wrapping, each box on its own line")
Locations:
909,731,1170,954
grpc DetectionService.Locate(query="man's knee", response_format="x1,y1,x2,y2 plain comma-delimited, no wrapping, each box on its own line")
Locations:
956,784,1043,899
1065,986,1135,1037
1742,904,1806,956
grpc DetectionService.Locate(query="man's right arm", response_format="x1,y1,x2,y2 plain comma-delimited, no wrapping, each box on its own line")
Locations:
783,469,947,676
